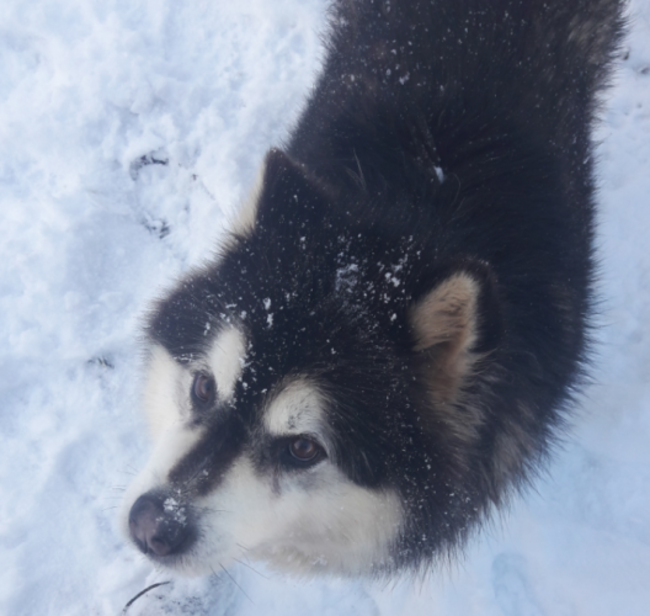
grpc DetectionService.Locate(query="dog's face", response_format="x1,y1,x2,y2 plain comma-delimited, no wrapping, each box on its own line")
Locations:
121,325,404,576
121,150,501,576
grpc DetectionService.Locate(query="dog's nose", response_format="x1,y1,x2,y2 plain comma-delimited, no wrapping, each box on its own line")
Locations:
128,493,194,557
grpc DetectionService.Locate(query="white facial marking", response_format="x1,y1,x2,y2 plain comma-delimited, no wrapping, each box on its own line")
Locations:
206,327,247,401
142,344,190,439
194,456,404,576
124,355,405,577
122,344,206,540
264,380,326,439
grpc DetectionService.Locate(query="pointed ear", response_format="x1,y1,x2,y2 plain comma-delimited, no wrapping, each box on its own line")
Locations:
255,148,330,231
409,260,501,403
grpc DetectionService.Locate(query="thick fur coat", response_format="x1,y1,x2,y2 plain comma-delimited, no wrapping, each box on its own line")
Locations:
123,0,624,576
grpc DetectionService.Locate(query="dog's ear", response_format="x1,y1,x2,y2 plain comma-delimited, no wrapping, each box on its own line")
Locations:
409,260,501,404
255,148,330,232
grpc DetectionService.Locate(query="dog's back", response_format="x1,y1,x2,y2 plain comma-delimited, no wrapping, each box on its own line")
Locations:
293,0,622,181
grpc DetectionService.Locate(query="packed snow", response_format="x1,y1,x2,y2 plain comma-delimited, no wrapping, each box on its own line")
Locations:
1,1,649,614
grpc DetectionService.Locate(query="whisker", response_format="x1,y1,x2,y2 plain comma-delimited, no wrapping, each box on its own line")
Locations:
233,557,269,580
212,565,253,604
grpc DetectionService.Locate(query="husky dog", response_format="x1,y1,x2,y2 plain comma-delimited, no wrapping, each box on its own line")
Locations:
122,0,624,576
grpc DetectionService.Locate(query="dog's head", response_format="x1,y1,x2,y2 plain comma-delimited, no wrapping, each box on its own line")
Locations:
121,150,502,576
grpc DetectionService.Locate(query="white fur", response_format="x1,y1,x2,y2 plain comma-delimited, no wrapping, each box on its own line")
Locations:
123,354,404,576
264,380,327,440
194,456,404,576
206,326,247,401
142,344,191,439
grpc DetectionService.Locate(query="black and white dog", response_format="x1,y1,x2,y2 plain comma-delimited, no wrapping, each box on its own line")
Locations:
122,0,624,576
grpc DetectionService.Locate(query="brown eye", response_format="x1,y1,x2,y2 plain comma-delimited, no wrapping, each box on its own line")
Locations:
191,373,215,406
289,437,321,463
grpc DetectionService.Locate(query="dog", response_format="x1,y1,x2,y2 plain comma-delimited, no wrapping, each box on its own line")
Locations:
122,0,624,576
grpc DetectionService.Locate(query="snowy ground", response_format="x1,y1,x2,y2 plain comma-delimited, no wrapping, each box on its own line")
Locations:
1,1,649,614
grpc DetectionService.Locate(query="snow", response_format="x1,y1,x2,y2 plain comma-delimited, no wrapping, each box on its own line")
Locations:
1,0,649,614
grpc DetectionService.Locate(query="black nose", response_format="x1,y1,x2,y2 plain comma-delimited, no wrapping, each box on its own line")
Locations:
128,493,195,557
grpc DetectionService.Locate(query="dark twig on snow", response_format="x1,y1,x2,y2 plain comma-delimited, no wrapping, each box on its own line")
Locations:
121,581,171,614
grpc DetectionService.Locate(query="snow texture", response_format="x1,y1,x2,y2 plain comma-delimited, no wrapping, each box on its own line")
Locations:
1,0,649,614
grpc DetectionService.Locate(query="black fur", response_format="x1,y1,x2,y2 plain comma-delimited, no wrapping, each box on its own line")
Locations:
147,0,624,572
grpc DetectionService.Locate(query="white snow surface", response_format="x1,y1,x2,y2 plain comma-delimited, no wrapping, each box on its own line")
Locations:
1,0,649,614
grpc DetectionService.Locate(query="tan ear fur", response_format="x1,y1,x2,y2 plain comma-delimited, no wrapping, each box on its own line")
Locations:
409,272,480,404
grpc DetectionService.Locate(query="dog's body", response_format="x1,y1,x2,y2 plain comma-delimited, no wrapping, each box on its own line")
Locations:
122,0,624,576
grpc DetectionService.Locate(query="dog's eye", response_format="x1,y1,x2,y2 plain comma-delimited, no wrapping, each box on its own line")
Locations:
191,373,216,406
287,437,324,465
